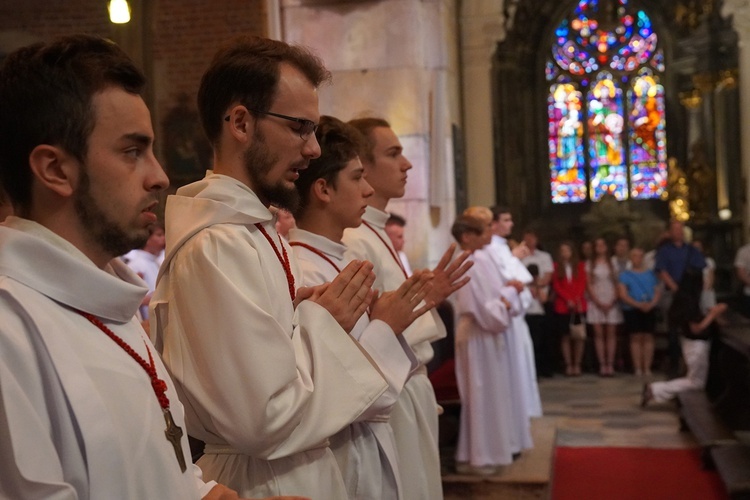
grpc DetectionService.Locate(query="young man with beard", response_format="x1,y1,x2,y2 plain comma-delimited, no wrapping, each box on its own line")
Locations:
290,115,434,499
0,34,260,500
150,37,388,499
343,117,472,499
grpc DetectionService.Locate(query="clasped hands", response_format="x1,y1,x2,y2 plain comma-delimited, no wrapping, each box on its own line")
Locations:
293,244,473,333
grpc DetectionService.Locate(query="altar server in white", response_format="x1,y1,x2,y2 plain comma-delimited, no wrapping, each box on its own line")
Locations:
151,37,389,499
465,205,541,455
290,115,438,499
450,211,520,474
0,34,263,500
344,117,472,500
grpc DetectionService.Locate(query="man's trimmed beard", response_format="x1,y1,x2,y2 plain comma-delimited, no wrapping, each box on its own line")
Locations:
244,126,300,212
74,166,149,257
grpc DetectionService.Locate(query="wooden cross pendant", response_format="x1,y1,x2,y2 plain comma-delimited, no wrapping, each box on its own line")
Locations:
163,409,187,472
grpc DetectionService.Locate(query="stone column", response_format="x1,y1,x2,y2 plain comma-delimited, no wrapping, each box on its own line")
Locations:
459,0,506,207
722,0,750,236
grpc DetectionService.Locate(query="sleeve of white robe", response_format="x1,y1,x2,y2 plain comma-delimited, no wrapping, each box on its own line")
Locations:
352,319,417,417
153,229,387,460
454,267,511,333
0,309,79,500
294,252,416,420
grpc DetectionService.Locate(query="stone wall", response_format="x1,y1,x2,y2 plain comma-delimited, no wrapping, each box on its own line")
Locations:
281,0,461,269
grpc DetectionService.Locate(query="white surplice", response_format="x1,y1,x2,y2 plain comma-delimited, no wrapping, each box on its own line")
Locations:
343,207,446,500
151,173,388,499
343,205,446,500
453,249,517,466
487,235,543,427
289,228,417,500
0,217,212,499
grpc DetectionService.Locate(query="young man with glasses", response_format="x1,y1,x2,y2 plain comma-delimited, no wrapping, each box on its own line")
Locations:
152,36,388,499
343,117,472,499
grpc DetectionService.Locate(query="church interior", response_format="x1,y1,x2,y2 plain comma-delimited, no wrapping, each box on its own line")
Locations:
2,0,749,498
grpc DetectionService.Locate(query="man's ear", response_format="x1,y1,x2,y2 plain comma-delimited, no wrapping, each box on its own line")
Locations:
225,105,253,143
312,178,331,204
28,144,80,198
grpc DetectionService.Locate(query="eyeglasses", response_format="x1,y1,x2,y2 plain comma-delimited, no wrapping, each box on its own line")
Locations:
224,108,318,140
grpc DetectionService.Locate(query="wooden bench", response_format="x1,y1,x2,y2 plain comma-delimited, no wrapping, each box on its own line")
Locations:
677,389,737,468
710,445,750,499
678,390,737,447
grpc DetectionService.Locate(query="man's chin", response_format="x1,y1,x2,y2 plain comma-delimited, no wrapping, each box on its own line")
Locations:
262,184,300,212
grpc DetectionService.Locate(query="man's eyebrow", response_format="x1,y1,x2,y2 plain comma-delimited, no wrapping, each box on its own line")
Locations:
121,133,153,146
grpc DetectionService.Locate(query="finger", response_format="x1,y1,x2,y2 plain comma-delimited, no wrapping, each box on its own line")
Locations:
395,272,421,298
331,260,373,300
410,301,434,320
410,281,433,305
447,276,471,294
449,259,474,282
433,243,457,272
407,276,433,302
444,249,470,276
327,260,364,297
293,285,320,308
351,288,376,320
345,265,375,308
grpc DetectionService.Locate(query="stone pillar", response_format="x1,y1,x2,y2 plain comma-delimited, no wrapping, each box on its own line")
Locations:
722,0,750,236
280,0,460,268
265,0,282,40
459,1,506,207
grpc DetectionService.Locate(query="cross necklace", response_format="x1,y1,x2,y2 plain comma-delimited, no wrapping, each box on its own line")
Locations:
77,310,187,473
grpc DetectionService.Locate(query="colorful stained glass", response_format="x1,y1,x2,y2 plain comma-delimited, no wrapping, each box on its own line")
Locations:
549,82,587,203
628,70,667,199
546,0,666,203
587,73,627,200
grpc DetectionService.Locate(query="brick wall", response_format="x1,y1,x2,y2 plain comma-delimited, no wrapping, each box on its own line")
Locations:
0,0,111,42
0,0,267,186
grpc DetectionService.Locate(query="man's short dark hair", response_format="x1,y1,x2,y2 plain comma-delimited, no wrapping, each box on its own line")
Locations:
0,34,146,215
490,205,511,222
386,213,406,227
294,115,363,217
348,117,391,165
198,36,331,146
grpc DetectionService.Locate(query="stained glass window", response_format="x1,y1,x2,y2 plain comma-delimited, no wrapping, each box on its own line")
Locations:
549,82,586,203
628,70,667,199
547,0,667,203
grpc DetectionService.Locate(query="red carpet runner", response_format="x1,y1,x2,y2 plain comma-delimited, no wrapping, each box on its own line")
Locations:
552,446,728,500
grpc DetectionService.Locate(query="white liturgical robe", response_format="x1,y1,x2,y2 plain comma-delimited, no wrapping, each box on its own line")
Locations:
343,205,446,500
289,227,417,500
487,235,543,423
151,173,388,499
0,217,212,499
453,249,517,467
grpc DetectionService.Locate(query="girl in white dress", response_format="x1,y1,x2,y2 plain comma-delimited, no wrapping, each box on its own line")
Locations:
586,237,623,376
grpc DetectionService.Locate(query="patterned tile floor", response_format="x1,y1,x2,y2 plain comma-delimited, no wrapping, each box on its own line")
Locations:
440,371,698,498
539,372,697,448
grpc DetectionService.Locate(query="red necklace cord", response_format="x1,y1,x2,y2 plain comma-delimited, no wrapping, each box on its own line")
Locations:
289,241,342,273
255,223,296,301
77,310,170,410
363,221,408,279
